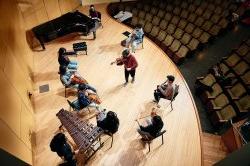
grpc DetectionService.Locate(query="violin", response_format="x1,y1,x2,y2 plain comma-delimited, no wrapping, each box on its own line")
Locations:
110,57,124,65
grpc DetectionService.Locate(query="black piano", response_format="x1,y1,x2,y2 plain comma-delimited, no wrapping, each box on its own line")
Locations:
32,11,95,50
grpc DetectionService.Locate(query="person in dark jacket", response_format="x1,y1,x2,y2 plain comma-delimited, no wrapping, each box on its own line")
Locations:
96,110,119,134
58,47,78,70
137,115,164,140
50,133,76,166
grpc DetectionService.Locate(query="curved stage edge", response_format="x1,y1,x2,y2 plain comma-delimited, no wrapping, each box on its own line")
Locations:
33,3,202,166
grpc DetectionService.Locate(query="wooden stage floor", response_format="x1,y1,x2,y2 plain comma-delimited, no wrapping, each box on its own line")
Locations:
32,4,202,166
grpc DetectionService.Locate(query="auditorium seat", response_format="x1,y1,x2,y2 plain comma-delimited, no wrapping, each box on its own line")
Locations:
170,16,181,26
174,45,189,64
159,20,168,30
173,7,182,16
187,38,199,51
218,18,228,29
209,25,221,36
192,27,203,39
152,16,161,26
223,53,241,67
233,61,249,76
199,32,211,44
226,83,246,100
155,30,167,45
207,94,230,112
180,10,189,19
164,13,173,22
166,5,174,13
241,71,250,86
170,39,181,53
144,22,153,34
214,6,222,15
187,13,197,24
138,19,146,27
195,7,204,16
180,1,188,9
202,9,212,20
162,35,174,46
150,26,160,38
138,10,146,19
131,17,139,27
159,2,166,10
166,24,176,35
201,83,223,103
157,9,166,18
178,19,188,30
188,4,197,13
143,5,150,12
234,95,250,113
185,23,195,34
150,7,158,15
181,33,192,45
236,44,249,57
132,8,139,16
211,14,221,24
210,105,236,126
194,17,205,27
145,13,153,22
196,74,216,87
201,21,213,32
173,28,184,40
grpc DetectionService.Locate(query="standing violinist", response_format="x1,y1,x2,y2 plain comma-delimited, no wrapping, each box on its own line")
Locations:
111,49,138,86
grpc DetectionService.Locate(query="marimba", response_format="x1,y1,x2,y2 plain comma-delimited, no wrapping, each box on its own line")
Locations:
56,109,103,162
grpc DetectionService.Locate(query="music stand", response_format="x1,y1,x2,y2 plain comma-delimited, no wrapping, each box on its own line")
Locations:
122,31,130,37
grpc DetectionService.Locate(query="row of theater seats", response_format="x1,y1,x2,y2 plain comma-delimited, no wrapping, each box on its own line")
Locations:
109,0,246,64
196,38,250,127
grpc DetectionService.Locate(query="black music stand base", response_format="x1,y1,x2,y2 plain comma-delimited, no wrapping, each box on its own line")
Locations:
73,42,87,55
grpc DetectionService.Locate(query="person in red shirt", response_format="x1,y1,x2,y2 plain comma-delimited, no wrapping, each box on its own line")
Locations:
111,49,138,86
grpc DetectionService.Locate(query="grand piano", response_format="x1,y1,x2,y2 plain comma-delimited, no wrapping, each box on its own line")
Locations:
32,11,96,49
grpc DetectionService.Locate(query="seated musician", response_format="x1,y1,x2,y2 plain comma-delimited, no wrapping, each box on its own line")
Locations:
125,24,144,53
96,110,120,134
70,83,100,111
137,114,164,141
89,5,101,22
59,65,87,88
50,133,76,166
153,75,175,105
58,47,78,70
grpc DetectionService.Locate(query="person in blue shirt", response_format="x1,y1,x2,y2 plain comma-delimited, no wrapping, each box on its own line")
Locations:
126,24,144,53
69,83,100,112
59,65,87,88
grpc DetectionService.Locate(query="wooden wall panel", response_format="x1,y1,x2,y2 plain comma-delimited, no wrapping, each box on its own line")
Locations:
0,0,34,164
3,52,33,111
0,120,32,164
0,71,22,137
20,103,34,149
0,38,7,70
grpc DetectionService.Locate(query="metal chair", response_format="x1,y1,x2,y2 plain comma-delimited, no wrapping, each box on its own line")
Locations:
142,130,166,152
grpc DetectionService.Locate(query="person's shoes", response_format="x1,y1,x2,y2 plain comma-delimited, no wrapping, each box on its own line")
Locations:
123,82,128,87
131,78,135,83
